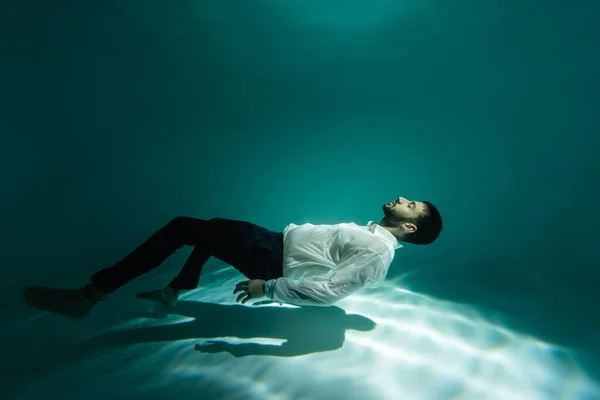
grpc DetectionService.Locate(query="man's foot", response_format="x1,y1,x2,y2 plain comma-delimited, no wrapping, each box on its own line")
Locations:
135,286,180,308
22,284,104,319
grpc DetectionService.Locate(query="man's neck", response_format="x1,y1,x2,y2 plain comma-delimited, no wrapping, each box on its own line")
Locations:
377,220,404,241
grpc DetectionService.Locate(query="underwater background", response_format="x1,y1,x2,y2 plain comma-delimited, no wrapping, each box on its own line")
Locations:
1,1,599,399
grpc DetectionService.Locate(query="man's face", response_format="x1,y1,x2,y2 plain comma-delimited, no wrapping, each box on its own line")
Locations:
382,196,426,223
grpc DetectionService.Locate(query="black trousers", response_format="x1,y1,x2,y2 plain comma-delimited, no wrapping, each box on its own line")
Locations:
90,217,284,293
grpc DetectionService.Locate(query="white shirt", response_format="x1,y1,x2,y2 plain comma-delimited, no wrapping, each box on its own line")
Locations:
264,221,402,306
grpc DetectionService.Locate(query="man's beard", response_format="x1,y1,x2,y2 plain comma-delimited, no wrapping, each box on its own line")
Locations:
381,207,405,227
379,209,395,227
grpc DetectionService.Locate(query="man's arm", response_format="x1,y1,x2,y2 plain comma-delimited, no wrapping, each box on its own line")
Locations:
264,249,386,307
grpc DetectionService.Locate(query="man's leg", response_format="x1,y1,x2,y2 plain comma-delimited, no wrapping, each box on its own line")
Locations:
24,216,213,318
135,245,209,307
82,216,207,307
90,216,260,288
88,216,211,295
92,217,262,306
23,216,260,319
137,218,283,307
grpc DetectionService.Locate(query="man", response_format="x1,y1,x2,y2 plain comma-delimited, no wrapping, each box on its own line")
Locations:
24,196,442,319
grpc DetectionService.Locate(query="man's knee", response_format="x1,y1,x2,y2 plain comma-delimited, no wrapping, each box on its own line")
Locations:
169,216,195,226
166,217,240,239
165,216,207,232
163,216,208,245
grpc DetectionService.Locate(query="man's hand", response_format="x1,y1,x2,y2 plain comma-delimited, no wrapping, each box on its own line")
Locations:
234,279,266,304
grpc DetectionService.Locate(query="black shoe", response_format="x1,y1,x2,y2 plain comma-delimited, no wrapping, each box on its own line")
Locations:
22,286,98,319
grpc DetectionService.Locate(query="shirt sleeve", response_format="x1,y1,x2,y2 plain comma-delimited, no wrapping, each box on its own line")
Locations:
264,249,386,307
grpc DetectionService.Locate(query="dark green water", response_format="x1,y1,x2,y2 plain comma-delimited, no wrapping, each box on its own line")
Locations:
1,1,599,399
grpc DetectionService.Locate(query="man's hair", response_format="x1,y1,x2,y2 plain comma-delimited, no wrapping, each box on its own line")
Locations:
403,201,443,245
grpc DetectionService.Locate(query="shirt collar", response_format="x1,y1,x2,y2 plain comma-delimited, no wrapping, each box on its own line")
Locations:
366,221,403,250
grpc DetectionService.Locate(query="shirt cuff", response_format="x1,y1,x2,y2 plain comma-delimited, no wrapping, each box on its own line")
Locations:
264,279,277,299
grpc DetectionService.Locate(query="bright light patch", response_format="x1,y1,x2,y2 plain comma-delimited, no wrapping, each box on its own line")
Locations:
29,273,600,400
108,274,597,400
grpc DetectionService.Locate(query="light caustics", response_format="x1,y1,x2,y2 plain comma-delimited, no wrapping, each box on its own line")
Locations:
121,273,598,400
52,269,599,400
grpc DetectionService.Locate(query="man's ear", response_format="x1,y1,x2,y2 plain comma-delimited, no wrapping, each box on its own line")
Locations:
403,222,417,233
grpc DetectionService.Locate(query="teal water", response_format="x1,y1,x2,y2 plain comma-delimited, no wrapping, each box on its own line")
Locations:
1,1,599,399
